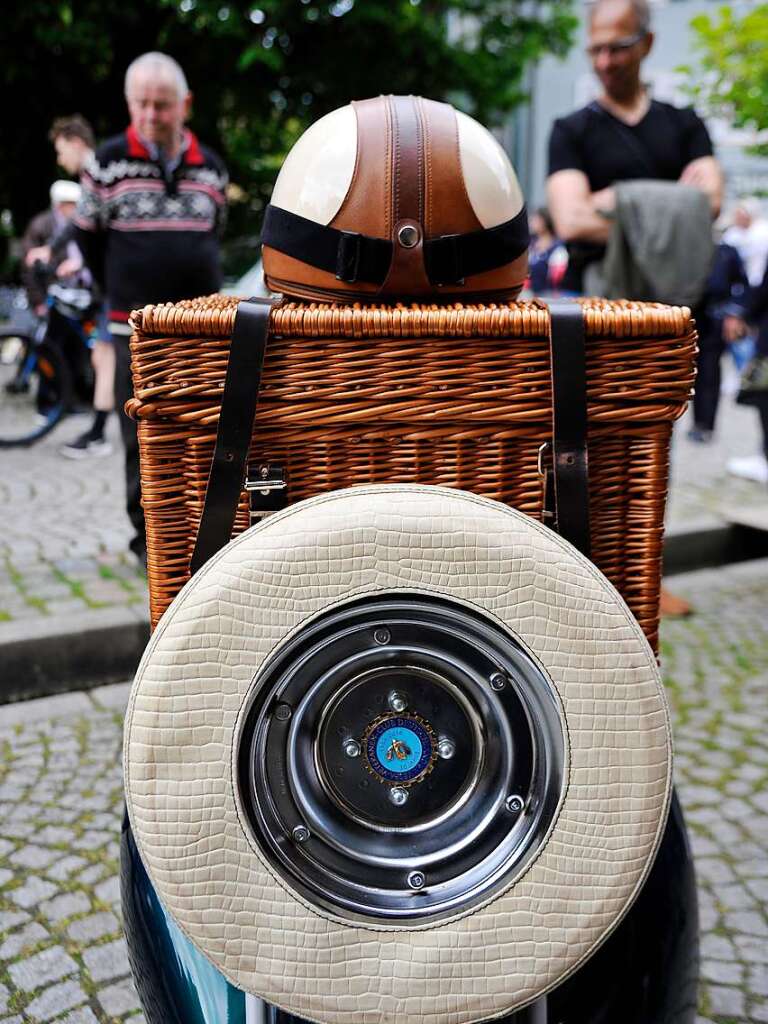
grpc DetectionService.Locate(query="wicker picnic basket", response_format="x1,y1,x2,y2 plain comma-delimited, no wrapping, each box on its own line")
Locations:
127,295,696,651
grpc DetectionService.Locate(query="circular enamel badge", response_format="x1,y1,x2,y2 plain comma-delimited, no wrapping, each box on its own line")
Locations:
363,714,437,785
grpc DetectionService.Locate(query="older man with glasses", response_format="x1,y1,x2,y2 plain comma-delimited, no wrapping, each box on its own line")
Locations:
546,0,724,619
546,0,722,296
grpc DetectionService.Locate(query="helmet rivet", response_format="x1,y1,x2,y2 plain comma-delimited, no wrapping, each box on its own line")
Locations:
274,703,292,721
292,825,310,843
374,627,391,645
505,794,525,814
397,224,420,248
407,871,426,889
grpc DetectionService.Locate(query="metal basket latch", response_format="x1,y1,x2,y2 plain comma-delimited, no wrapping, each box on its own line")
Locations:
537,442,555,525
245,464,288,525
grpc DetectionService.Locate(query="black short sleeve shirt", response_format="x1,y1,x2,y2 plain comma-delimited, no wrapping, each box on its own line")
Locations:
547,100,714,290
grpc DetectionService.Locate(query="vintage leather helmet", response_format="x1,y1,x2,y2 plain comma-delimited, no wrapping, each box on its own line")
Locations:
261,95,529,302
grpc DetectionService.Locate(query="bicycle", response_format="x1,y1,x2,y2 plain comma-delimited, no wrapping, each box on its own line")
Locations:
0,269,98,447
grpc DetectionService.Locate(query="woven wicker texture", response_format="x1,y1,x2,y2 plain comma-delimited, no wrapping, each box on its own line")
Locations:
127,295,696,647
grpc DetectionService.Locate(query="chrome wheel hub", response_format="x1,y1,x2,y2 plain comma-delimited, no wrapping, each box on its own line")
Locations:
238,595,565,922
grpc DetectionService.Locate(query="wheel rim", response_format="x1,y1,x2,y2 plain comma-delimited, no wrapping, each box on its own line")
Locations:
0,336,66,445
238,594,565,922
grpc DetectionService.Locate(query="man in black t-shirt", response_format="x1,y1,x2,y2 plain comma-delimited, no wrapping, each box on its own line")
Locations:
546,0,722,294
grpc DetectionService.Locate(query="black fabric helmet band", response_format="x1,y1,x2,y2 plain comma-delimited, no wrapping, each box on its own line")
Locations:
262,204,530,287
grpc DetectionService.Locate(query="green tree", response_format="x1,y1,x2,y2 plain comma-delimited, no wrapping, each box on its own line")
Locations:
681,3,768,155
4,1,577,270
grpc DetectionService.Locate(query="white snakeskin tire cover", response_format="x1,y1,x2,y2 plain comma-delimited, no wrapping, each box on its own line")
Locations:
124,484,672,1024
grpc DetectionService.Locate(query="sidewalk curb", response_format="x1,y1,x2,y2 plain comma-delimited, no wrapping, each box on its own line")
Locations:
1,605,150,704
664,521,768,576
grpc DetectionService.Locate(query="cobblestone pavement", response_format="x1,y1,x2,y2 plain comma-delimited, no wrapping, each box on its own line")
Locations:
0,557,766,1022
0,415,148,637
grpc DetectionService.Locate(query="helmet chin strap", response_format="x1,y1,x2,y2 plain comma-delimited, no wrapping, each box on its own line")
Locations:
261,203,530,288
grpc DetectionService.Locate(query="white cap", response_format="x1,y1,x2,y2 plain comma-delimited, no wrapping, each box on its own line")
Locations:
50,180,82,205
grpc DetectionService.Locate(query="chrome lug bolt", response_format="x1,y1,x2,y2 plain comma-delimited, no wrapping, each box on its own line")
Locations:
374,627,391,645
292,825,310,843
343,738,361,758
505,794,525,814
388,690,408,713
490,672,507,691
407,871,426,890
437,736,455,760
389,786,408,806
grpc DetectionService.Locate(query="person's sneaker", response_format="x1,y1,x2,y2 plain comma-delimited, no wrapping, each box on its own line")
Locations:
686,426,713,444
59,432,113,459
726,454,768,485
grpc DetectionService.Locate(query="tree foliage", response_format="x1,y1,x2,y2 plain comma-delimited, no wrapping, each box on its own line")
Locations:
4,0,577,268
681,3,768,155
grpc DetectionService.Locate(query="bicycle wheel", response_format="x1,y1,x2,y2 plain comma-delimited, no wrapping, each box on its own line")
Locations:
0,330,72,446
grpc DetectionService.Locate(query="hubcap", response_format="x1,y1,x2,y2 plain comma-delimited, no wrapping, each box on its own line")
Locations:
237,595,565,922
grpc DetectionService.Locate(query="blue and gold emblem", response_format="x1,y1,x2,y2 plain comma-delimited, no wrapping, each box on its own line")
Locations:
362,713,437,786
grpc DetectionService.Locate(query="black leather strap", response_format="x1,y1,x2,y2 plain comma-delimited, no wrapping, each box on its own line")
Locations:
262,203,530,287
545,300,591,558
190,298,274,574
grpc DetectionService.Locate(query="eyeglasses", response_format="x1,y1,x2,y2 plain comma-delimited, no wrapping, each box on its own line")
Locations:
586,31,646,58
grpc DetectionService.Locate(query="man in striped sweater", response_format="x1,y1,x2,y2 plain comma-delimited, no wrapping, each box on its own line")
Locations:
75,52,228,567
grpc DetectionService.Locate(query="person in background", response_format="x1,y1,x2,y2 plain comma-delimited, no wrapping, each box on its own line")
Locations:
689,240,749,443
724,260,768,485
723,198,768,289
74,52,228,568
20,180,83,314
546,0,722,296
52,116,116,458
528,208,569,295
546,0,723,618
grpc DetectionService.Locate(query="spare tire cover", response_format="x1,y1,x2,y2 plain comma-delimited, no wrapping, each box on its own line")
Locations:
124,485,672,1024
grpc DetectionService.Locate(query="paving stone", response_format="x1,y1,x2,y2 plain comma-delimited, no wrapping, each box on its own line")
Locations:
33,826,77,847
8,875,57,908
701,959,744,985
0,869,12,886
0,921,49,959
97,978,142,1015
94,875,120,905
8,845,60,870
751,999,768,1023
58,1009,99,1024
751,965,768,998
82,937,129,982
724,909,768,937
45,855,87,881
0,983,8,1013
707,984,746,1017
0,838,14,857
0,910,28,930
66,911,120,943
24,978,87,1021
75,864,106,885
700,933,737,961
7,944,78,991
39,890,91,923
734,934,768,964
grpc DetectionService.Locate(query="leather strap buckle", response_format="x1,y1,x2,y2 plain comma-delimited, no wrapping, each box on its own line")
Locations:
336,231,362,283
